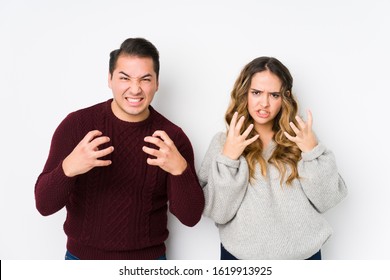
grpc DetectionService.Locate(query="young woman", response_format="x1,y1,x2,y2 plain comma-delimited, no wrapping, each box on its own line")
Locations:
198,57,347,260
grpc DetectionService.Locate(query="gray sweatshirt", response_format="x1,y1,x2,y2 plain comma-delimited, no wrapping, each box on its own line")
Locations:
198,132,347,260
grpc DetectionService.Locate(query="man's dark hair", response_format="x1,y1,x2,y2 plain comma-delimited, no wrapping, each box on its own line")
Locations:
109,38,160,80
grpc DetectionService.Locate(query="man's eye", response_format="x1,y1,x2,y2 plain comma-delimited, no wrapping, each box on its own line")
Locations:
120,77,129,80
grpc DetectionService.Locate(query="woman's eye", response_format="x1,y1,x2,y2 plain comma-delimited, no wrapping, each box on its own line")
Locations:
252,90,260,95
271,93,280,98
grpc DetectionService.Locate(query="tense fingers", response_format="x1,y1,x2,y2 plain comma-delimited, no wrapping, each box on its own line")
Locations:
283,131,295,141
223,112,259,160
289,121,300,135
90,135,112,150
143,130,187,175
63,130,114,177
295,115,306,129
93,158,112,167
235,115,246,134
81,130,103,144
142,145,160,158
144,135,165,149
306,110,313,128
245,134,260,146
242,123,254,138
94,146,114,159
284,110,318,152
228,112,239,135
151,130,173,146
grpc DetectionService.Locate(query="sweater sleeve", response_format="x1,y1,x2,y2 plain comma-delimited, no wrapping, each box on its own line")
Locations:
298,143,348,213
167,128,205,227
34,113,79,216
198,132,249,224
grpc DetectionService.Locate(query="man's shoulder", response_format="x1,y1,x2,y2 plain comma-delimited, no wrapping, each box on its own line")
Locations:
151,107,188,139
59,100,109,130
75,100,108,114
151,107,180,129
67,100,109,118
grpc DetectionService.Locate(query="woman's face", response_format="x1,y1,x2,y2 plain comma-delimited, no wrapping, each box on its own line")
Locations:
247,70,283,132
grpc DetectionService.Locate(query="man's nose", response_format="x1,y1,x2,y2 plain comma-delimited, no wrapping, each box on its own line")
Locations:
129,80,141,94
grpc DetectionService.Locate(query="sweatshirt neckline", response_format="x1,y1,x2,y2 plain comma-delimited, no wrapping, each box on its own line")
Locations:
262,140,276,160
105,99,155,127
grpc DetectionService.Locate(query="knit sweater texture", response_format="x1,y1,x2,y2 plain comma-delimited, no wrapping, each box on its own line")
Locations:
35,99,204,259
198,132,347,260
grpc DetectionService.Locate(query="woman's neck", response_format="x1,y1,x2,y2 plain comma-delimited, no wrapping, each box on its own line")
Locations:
255,124,274,149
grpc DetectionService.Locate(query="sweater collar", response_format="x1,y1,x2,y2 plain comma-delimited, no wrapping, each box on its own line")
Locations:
106,99,156,127
262,140,276,161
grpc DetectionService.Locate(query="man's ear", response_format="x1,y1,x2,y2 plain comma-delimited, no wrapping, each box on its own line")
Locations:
108,72,112,89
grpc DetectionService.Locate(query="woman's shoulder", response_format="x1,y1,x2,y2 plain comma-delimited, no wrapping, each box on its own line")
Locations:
204,131,226,149
211,131,226,143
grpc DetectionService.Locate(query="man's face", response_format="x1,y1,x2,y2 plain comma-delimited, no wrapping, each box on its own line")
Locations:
109,55,159,122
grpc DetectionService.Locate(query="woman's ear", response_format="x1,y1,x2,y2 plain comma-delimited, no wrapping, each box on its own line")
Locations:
285,90,291,97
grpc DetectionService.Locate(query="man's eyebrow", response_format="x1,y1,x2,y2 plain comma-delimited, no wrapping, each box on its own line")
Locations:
119,71,130,77
118,72,152,79
140,74,152,79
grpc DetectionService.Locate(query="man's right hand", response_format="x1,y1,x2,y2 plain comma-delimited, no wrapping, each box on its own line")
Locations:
62,130,114,177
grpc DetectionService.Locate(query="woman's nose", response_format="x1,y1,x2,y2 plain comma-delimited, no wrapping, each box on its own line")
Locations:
259,94,269,107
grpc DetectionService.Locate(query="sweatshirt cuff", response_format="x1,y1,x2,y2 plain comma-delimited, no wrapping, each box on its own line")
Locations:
301,143,326,161
54,161,78,188
215,153,241,168
169,164,195,184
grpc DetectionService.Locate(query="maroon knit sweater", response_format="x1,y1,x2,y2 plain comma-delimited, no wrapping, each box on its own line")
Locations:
35,99,205,259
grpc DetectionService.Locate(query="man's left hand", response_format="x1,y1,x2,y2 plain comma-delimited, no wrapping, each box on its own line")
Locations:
143,130,187,175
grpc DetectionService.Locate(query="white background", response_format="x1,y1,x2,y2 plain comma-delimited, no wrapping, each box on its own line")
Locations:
0,0,389,260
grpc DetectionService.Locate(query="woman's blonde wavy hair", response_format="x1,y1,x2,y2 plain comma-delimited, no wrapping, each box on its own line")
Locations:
225,57,301,185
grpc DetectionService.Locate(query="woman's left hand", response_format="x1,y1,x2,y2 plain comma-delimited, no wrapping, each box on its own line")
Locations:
284,110,318,152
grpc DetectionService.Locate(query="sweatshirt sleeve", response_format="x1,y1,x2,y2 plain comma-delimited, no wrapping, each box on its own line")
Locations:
167,128,205,227
198,132,249,224
298,142,348,213
34,113,79,216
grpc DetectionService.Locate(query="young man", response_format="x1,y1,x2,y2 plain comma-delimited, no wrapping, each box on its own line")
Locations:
35,38,205,260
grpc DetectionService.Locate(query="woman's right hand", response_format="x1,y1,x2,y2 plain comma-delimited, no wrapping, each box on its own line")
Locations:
222,112,259,160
